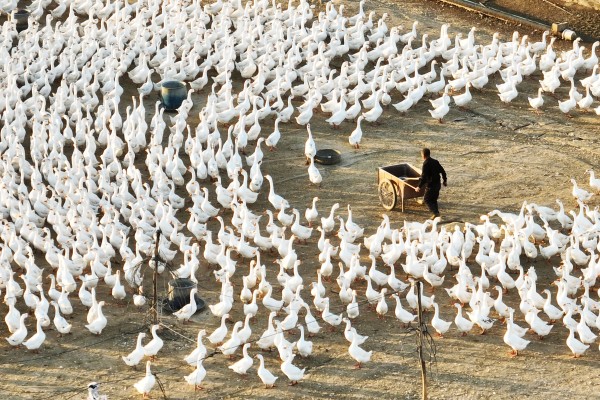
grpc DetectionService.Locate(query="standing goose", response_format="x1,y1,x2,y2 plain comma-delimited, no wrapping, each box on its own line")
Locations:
123,332,147,367
208,314,230,345
375,288,389,317
143,325,164,360
264,175,289,210
559,91,577,117
296,325,313,357
321,203,340,233
391,294,416,326
229,343,253,375
304,124,316,164
266,117,281,151
504,309,531,357
431,299,452,337
255,354,278,388
51,301,72,335
571,178,592,202
173,288,199,322
348,331,372,368
185,358,207,391
453,303,474,336
428,93,450,123
585,169,600,192
304,197,319,227
349,116,363,148
134,361,156,398
566,326,589,358
307,155,322,186
280,353,305,385
6,314,28,347
23,318,46,351
362,92,383,122
185,330,208,366
528,88,544,114
218,321,243,357
86,301,107,335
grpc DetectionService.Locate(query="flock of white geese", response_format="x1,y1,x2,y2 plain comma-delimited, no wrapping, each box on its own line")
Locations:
1,0,600,397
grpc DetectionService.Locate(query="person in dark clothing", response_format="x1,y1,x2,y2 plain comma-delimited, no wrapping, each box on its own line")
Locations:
415,148,447,218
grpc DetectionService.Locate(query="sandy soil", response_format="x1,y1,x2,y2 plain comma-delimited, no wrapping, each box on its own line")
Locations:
490,0,600,41
562,0,600,12
1,1,600,400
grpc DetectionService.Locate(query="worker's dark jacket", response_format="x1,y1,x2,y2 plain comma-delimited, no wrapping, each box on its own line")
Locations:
418,157,447,189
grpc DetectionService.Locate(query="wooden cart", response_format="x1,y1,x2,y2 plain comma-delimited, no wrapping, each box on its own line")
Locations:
377,163,423,212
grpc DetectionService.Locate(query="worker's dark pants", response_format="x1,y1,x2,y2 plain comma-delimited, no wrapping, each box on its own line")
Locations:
423,184,440,215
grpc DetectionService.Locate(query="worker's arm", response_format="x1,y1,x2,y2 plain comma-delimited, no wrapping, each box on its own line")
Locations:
439,162,447,186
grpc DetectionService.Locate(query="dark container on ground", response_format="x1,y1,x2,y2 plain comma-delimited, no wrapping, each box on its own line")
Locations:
160,81,186,111
14,9,29,33
315,149,341,165
167,278,205,312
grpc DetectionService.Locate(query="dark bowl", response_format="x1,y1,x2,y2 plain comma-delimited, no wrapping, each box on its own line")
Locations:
315,149,341,165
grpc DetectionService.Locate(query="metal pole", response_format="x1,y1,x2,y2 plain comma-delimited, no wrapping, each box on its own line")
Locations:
152,230,161,326
416,281,427,400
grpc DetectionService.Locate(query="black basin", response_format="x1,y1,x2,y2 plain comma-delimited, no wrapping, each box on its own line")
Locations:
315,149,341,165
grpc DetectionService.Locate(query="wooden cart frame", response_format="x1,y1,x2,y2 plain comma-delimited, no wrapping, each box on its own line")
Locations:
377,163,423,212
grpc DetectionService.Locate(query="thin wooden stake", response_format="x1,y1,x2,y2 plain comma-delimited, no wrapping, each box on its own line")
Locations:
152,230,161,327
416,281,427,400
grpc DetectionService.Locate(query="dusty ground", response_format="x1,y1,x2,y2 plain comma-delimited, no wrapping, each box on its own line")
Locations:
1,0,600,399
488,0,600,41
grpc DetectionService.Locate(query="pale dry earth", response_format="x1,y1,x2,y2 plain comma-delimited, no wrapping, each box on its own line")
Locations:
0,1,600,400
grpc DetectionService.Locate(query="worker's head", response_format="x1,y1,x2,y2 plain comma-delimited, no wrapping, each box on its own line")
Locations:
421,148,430,160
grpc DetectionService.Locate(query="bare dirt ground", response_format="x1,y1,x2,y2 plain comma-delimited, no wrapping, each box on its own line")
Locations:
1,1,600,399
490,0,600,41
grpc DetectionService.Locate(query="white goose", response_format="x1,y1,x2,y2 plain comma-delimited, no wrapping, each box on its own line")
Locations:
123,332,147,367
305,197,319,226
566,326,589,358
586,169,600,192
134,361,156,397
265,175,290,210
431,299,452,337
208,314,230,345
6,314,28,347
185,358,207,391
23,317,46,351
348,331,372,368
571,178,592,202
504,309,530,357
528,88,544,113
559,92,577,117
255,354,278,388
86,301,107,335
349,116,364,148
304,124,317,163
308,155,322,186
280,353,305,385
51,301,72,335
143,325,164,359
229,343,253,375
173,288,199,322
428,94,450,123
296,325,313,357
453,303,474,336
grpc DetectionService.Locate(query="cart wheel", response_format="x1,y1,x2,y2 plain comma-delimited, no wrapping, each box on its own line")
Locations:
378,179,396,211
